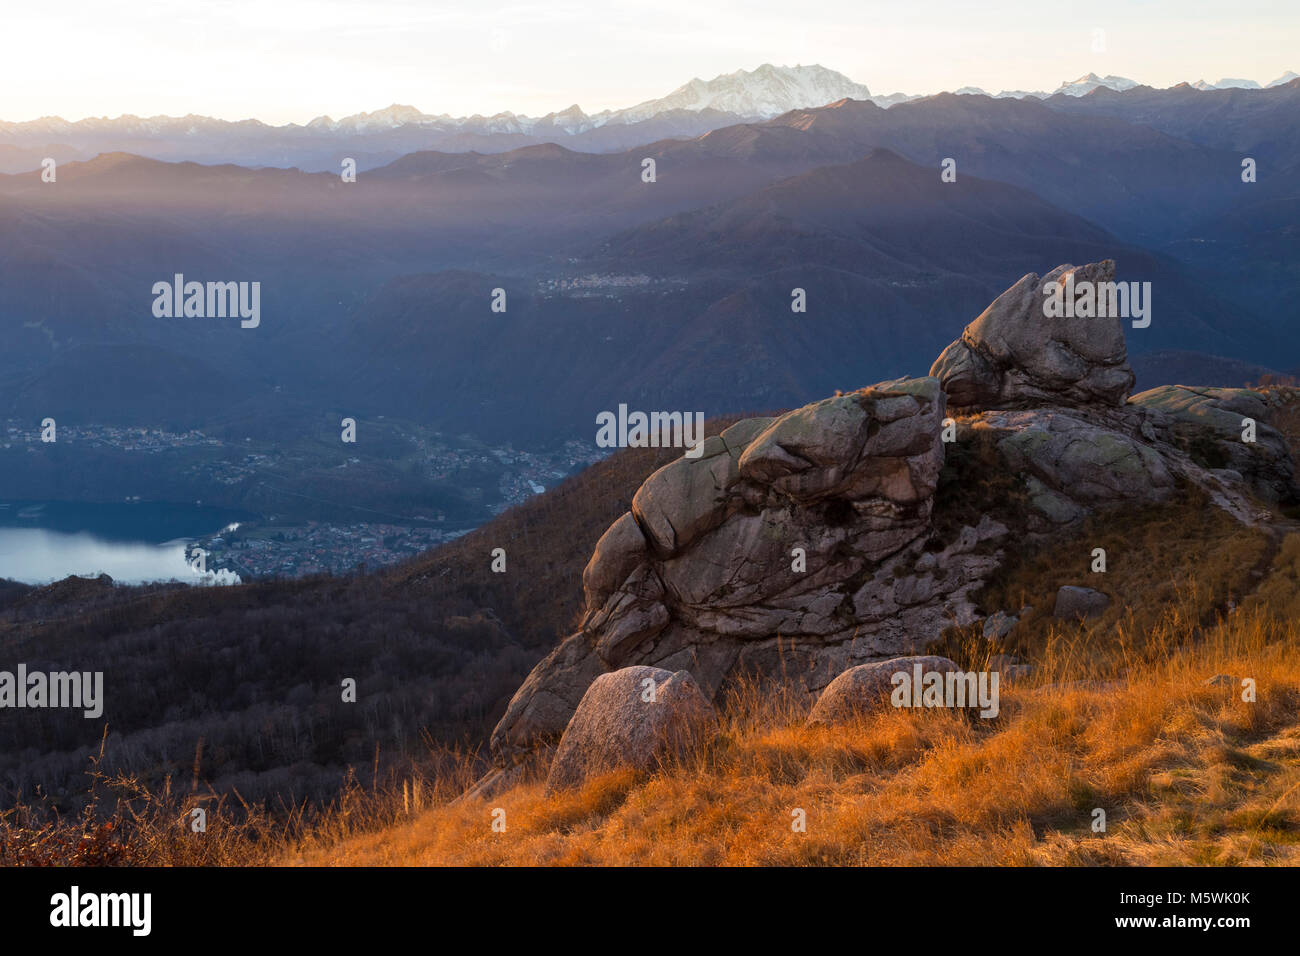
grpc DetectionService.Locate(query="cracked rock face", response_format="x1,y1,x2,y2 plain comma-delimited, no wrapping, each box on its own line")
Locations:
491,375,1012,759
930,260,1136,410
486,261,1300,766
973,406,1177,526
1129,385,1297,504
968,392,1294,530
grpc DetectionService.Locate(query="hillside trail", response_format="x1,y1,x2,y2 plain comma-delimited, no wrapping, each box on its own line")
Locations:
1234,510,1300,610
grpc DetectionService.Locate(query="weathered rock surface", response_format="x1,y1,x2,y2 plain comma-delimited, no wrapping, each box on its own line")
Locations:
455,749,551,804
965,391,1290,529
1203,674,1241,689
544,666,717,791
492,375,1001,758
1130,385,1296,504
987,654,1036,684
983,612,1018,640
582,511,648,612
1054,585,1111,621
1010,414,1171,499
484,262,1300,769
806,655,959,726
930,261,1135,410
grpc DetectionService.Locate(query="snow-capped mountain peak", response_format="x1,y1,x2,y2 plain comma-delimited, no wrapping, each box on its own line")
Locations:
310,104,439,133
1052,73,1139,96
2,64,1295,175
538,104,593,132
1193,77,1263,91
1215,77,1262,89
605,63,872,124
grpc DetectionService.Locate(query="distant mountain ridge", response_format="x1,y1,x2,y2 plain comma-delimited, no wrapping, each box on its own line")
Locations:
1050,73,1139,96
1,79,1298,473
2,64,1296,173
608,63,872,123
0,64,871,143
293,64,872,138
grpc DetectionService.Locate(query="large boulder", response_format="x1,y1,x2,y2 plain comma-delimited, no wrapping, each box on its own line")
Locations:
991,409,1176,512
1054,586,1111,621
931,261,1136,410
806,655,959,726
544,666,717,792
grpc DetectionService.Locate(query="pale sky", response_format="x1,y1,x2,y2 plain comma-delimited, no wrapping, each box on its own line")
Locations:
3,0,1297,124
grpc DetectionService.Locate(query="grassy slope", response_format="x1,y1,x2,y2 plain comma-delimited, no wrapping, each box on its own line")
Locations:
287,622,1300,866
283,392,1300,866
285,522,1300,866
7,396,1300,866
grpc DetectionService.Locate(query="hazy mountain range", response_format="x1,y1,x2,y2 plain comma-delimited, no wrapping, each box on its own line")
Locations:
2,79,1298,462
1,63,1296,173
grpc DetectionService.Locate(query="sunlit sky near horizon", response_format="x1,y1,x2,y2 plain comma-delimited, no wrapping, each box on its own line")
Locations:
3,0,1297,124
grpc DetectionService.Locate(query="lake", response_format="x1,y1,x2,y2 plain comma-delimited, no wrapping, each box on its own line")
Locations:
0,500,253,586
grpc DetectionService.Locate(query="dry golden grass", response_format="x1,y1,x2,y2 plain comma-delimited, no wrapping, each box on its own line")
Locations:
9,612,1299,868
973,488,1270,662
284,584,1300,866
8,500,1300,868
0,740,484,867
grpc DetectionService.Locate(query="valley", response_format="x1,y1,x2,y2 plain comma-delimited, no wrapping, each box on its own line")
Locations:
0,416,608,580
